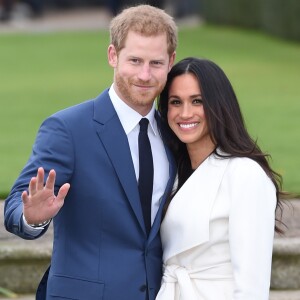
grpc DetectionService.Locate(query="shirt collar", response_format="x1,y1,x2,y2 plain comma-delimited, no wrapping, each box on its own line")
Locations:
109,84,158,135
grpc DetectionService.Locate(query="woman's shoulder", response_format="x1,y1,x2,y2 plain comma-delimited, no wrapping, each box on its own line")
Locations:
225,156,271,185
229,156,261,169
213,150,262,173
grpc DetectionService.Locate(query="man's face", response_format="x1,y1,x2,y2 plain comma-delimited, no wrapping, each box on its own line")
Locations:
108,31,175,116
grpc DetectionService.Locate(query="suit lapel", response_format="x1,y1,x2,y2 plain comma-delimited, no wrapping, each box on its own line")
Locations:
161,153,230,261
93,91,145,233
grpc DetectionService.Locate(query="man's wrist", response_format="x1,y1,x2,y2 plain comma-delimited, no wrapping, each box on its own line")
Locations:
28,220,50,228
22,215,50,228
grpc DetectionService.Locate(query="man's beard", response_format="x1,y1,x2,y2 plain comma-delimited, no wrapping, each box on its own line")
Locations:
115,73,161,107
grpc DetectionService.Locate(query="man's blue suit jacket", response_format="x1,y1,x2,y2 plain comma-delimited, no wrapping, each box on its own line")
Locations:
4,90,176,300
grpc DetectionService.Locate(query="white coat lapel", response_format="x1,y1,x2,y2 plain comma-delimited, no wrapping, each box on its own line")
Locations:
161,153,230,262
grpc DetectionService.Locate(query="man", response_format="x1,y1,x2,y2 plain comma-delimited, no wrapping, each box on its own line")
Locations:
4,5,177,300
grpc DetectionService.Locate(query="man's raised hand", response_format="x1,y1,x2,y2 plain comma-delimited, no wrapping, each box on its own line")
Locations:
22,167,70,225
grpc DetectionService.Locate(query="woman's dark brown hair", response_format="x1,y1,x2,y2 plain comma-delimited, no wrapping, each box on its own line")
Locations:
158,57,284,233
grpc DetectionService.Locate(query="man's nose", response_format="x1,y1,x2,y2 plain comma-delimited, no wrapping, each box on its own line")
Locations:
137,65,151,82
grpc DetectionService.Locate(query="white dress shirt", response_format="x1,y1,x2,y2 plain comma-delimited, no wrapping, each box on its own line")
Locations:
109,84,169,224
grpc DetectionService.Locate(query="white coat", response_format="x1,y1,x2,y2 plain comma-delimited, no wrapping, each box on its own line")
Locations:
156,153,276,300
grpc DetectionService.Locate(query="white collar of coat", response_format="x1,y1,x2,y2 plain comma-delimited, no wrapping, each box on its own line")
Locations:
161,150,230,262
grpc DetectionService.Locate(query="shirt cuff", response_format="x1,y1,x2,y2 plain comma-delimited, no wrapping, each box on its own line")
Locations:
22,214,50,236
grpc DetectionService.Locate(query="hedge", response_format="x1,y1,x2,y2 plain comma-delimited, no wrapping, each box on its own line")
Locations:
201,0,300,41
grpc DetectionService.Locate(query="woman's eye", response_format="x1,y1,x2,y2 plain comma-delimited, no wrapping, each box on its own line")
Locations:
169,99,181,105
193,98,203,104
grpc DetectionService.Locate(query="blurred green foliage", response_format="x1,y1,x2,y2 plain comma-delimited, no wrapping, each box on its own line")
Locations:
202,0,300,41
261,0,300,41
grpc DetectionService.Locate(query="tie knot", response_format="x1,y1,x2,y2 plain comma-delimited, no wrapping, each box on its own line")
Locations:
139,118,149,132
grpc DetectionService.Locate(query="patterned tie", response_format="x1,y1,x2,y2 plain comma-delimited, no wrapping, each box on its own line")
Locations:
138,118,154,236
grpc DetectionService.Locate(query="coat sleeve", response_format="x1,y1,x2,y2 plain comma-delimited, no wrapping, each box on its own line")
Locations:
4,115,74,240
228,158,276,300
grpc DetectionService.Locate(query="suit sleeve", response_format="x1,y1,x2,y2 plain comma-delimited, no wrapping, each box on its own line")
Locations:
228,159,276,300
4,115,74,240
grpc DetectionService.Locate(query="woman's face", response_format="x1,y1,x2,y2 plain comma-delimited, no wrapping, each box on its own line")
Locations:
167,73,214,150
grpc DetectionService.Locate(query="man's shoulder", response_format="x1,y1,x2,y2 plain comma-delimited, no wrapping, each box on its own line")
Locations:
52,89,110,119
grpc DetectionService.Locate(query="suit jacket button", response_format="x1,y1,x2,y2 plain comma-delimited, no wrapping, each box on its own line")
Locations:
139,284,147,292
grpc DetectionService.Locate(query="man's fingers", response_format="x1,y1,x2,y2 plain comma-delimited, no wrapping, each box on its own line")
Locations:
36,167,45,190
21,190,29,204
56,183,70,208
28,176,37,196
45,169,56,190
57,183,70,200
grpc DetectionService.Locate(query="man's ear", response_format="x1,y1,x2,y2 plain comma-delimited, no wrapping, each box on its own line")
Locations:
168,51,176,72
108,45,118,68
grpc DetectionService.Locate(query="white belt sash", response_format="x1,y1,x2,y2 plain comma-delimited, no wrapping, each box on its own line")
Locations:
156,263,233,300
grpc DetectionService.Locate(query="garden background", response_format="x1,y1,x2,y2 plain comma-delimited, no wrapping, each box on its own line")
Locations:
0,0,299,198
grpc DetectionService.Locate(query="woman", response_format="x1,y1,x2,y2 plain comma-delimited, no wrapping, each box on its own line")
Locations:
156,57,284,299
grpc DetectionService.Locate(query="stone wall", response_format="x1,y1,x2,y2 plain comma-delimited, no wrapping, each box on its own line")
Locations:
1,199,300,293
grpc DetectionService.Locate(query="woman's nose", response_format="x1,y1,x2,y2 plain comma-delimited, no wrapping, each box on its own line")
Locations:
180,104,193,119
